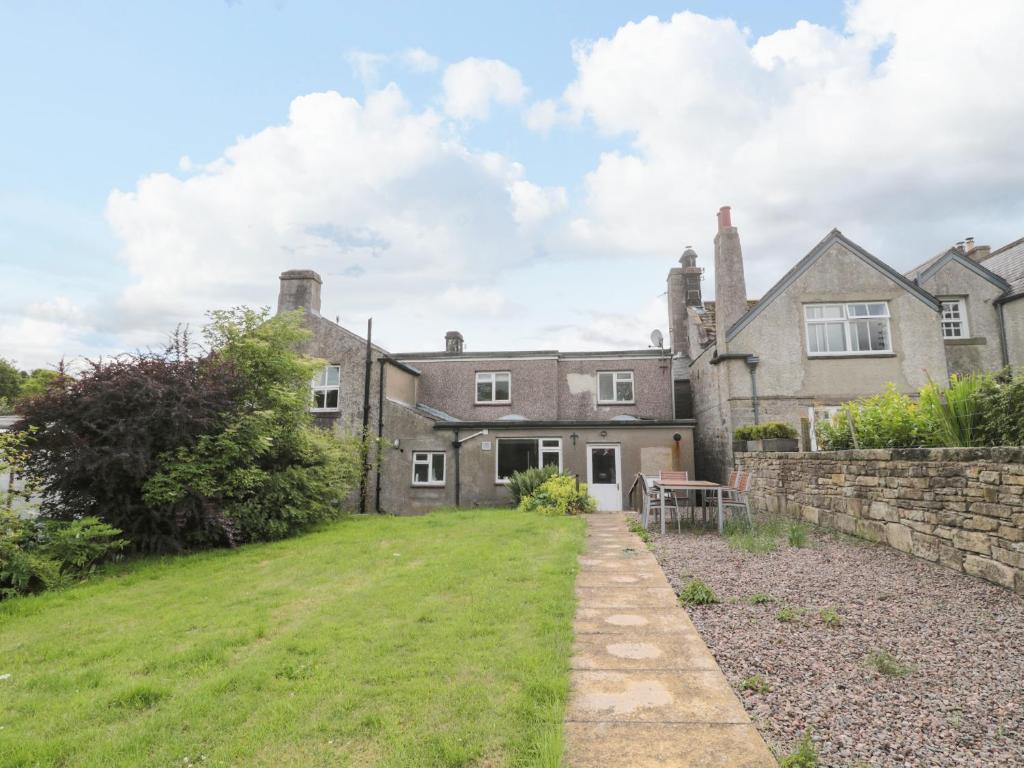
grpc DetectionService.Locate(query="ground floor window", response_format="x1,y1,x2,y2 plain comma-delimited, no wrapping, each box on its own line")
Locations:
412,451,446,486
496,437,562,481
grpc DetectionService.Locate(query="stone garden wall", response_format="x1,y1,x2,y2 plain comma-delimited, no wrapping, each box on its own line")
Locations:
736,449,1024,594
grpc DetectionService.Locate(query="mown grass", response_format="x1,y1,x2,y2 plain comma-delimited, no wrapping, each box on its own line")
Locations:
0,508,585,768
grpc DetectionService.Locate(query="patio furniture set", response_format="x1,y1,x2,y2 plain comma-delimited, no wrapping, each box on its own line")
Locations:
630,469,754,535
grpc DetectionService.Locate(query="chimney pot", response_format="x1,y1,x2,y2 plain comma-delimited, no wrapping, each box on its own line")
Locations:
717,205,732,231
445,331,465,354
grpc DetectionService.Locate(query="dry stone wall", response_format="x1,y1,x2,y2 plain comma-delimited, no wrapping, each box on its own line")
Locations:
736,448,1024,594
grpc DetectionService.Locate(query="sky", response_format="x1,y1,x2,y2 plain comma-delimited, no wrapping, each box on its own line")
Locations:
3,0,1024,369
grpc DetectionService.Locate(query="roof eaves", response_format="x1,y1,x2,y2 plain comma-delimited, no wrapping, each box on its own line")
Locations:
724,229,941,343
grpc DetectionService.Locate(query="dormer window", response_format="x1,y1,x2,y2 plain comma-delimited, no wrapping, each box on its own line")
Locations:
476,372,511,404
598,371,635,404
311,365,341,411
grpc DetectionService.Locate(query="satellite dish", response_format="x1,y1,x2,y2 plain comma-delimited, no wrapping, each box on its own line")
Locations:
650,329,664,348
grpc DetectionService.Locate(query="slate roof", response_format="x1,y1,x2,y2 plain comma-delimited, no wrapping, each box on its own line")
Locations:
985,236,1024,300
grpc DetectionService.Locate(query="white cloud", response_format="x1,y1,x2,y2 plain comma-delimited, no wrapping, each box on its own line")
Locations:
559,1,1024,295
347,50,388,87
442,57,527,121
523,98,573,134
402,48,440,73
104,85,566,354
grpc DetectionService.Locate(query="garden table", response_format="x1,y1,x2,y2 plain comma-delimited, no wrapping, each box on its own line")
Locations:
644,479,727,536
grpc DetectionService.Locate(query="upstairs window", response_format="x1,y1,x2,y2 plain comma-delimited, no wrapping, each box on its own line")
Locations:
598,371,635,404
496,438,562,481
941,299,968,338
804,303,892,356
311,365,341,411
476,371,511,404
412,451,446,486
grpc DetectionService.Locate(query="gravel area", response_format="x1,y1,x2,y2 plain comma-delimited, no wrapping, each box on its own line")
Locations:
648,519,1024,768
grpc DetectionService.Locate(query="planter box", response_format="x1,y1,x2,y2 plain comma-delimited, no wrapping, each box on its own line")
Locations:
746,438,799,452
733,440,748,453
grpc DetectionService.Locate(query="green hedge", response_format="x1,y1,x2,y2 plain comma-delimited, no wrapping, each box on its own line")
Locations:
734,422,798,441
816,371,1024,450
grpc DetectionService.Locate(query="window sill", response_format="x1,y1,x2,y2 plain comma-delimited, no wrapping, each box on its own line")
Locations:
474,401,512,406
943,337,986,346
310,408,341,413
806,353,896,359
411,483,446,488
597,400,637,406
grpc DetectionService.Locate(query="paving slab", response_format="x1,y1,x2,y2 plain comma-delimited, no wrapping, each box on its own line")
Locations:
565,722,777,768
565,513,776,767
574,606,697,635
568,670,750,723
571,633,719,671
575,586,679,608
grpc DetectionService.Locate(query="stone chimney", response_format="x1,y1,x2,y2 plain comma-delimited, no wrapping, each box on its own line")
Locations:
667,246,703,358
713,206,748,351
963,236,993,263
445,331,465,354
277,270,322,315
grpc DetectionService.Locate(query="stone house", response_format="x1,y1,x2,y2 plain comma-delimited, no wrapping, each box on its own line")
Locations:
277,270,695,515
670,207,1024,482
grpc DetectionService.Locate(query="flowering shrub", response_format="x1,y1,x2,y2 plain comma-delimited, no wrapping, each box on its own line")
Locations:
517,474,596,516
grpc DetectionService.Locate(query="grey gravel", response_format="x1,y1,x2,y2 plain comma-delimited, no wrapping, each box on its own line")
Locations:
648,520,1024,768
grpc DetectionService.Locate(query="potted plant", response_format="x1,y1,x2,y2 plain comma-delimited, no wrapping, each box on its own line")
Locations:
734,422,799,452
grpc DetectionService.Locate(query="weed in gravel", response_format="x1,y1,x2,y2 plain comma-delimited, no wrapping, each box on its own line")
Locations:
724,518,785,554
864,650,915,677
787,523,809,548
776,606,800,623
819,607,842,627
741,674,772,694
626,517,651,544
678,578,719,606
749,592,776,605
779,730,819,768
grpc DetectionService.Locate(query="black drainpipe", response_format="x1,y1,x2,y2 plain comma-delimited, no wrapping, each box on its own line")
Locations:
358,318,373,515
996,300,1010,368
452,428,461,507
374,358,386,513
746,355,760,425
710,351,760,423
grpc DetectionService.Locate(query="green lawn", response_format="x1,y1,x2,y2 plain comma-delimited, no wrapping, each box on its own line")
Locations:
0,509,585,768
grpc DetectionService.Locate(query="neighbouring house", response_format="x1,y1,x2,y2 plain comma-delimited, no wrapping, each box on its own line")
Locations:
673,207,1024,482
277,270,695,515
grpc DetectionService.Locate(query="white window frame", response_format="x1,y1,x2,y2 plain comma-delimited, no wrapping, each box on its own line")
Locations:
597,371,636,404
311,364,341,412
804,302,893,357
940,299,968,339
475,371,512,404
411,451,446,487
495,437,562,483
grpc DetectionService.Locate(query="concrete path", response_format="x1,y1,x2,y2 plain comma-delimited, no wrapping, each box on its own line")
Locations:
565,513,777,768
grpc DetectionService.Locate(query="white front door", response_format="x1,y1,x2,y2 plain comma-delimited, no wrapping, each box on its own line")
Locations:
587,444,622,511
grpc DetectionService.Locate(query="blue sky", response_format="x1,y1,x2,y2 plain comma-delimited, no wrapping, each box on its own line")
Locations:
3,0,1023,368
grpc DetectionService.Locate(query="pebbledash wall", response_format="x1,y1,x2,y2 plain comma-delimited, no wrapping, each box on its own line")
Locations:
737,449,1024,594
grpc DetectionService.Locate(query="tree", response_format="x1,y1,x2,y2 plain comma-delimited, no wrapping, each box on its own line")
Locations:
0,358,21,402
17,332,245,552
17,369,60,402
144,309,362,544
